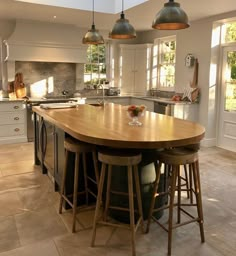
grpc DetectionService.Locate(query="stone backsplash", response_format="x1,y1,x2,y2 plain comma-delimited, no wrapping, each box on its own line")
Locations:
15,61,84,98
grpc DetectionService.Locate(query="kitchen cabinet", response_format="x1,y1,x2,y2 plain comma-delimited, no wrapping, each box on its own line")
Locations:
130,98,154,112
0,101,27,144
119,44,153,96
106,97,130,105
173,104,199,122
34,113,65,191
85,96,131,106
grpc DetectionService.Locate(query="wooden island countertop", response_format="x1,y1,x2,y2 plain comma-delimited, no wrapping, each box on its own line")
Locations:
33,103,205,149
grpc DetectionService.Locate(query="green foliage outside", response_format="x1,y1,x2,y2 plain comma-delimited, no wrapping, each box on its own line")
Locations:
226,49,236,111
160,40,176,87
225,22,236,43
84,45,107,85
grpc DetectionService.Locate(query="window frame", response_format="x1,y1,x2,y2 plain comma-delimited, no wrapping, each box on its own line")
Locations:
84,44,107,86
152,35,176,91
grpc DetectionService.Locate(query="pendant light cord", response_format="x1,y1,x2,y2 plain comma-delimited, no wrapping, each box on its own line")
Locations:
92,0,95,26
121,0,124,15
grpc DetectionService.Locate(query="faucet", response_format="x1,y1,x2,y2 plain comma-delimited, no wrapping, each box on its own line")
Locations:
97,84,105,106
61,90,69,97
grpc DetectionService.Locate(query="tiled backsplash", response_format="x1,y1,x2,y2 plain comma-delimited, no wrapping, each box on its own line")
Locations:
15,61,83,98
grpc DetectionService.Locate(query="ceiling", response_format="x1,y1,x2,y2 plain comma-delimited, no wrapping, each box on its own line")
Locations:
1,0,236,32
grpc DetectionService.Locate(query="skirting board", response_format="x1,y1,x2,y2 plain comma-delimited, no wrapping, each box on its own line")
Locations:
200,138,216,148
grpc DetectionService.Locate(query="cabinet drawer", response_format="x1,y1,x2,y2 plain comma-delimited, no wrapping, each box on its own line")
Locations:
0,112,25,125
0,102,25,112
0,124,25,137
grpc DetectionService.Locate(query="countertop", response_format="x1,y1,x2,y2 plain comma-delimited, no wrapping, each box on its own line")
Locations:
32,103,205,149
0,95,195,105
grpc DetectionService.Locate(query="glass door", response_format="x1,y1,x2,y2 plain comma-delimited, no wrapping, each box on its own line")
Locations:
218,46,236,152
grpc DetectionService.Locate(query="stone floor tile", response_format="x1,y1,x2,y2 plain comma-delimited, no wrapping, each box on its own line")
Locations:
0,217,20,253
0,160,40,177
15,207,68,246
0,240,60,256
0,192,25,217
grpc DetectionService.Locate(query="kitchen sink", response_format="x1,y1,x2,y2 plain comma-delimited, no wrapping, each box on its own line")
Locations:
89,103,103,107
143,96,172,101
42,95,72,100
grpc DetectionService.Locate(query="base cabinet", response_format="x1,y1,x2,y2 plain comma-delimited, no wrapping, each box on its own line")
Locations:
130,98,154,112
0,101,27,144
34,113,65,191
173,104,199,122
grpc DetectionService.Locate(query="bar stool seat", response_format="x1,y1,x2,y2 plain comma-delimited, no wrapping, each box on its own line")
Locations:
59,137,99,233
91,149,143,256
146,148,205,256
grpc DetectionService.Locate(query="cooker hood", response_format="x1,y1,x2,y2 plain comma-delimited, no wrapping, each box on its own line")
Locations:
7,21,87,63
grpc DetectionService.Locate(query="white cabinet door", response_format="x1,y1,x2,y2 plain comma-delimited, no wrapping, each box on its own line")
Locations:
120,44,153,96
130,98,154,112
173,104,199,122
106,97,130,106
120,48,135,95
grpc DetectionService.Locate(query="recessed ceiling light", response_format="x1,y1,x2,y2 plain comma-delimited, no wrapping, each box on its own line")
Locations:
53,16,57,19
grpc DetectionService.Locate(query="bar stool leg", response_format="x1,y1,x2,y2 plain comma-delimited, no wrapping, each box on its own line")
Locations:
92,151,99,185
91,162,106,247
168,167,178,256
183,165,190,198
127,165,136,256
189,164,194,204
192,161,205,243
177,166,181,224
146,162,162,233
82,153,89,205
59,150,69,214
104,164,112,221
72,153,80,233
134,165,144,233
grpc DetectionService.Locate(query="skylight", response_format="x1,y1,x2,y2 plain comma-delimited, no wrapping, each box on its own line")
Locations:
15,0,149,14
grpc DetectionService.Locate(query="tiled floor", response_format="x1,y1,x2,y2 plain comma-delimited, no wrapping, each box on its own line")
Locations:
0,142,235,256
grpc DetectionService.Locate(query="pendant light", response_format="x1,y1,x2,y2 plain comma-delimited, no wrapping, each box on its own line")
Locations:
152,0,190,30
82,0,104,45
109,0,136,39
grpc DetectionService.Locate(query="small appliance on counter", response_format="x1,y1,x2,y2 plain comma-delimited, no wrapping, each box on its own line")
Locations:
107,87,120,96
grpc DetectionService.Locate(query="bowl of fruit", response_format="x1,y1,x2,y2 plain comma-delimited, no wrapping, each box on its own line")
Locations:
127,105,146,126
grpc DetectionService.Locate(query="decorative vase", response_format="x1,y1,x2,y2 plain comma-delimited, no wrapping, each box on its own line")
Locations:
127,105,146,126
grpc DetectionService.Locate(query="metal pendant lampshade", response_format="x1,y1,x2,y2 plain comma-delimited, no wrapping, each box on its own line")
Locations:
152,0,190,30
82,0,104,45
109,0,136,39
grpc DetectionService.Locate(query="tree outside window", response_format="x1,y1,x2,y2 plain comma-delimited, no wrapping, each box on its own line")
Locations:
84,45,107,86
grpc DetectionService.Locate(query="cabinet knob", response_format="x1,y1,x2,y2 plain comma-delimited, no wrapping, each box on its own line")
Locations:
14,128,20,132
14,117,19,121
14,106,19,109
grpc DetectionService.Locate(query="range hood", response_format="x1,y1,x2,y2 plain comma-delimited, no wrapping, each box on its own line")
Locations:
7,21,87,63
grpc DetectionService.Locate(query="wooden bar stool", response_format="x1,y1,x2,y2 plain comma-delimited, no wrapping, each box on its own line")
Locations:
91,149,143,256
59,137,99,233
146,148,205,256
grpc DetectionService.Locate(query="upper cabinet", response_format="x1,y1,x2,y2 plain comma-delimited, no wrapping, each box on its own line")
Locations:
119,44,153,96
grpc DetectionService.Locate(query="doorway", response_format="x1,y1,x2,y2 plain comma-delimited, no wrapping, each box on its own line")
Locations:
218,46,236,152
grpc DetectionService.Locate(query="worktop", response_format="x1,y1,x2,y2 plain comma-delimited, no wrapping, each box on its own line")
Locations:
33,103,204,149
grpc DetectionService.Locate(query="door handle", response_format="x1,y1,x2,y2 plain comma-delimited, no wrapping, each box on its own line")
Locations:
3,40,9,62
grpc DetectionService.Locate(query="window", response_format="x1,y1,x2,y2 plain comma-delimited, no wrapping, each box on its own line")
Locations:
222,21,236,43
152,36,176,90
84,45,107,86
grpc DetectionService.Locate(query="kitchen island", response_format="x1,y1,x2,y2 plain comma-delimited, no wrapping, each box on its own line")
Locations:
33,103,205,219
